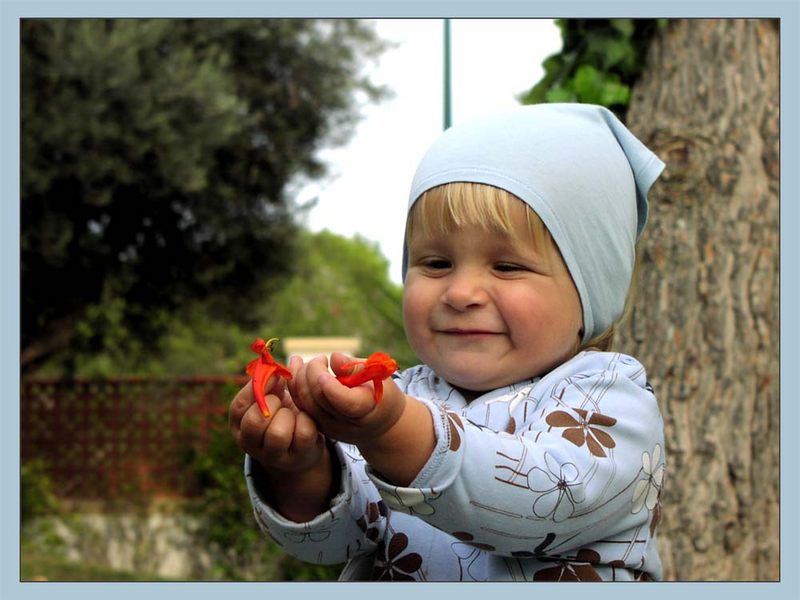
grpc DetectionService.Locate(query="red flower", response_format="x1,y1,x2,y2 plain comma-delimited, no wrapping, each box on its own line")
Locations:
246,337,292,418
336,352,398,404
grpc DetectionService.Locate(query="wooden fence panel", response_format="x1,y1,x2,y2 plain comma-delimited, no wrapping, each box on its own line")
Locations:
21,376,247,498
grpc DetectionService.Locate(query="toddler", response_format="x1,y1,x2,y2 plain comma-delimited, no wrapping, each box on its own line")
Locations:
229,103,667,581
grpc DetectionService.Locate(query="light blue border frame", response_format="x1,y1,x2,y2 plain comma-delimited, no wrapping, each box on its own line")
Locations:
2,1,797,599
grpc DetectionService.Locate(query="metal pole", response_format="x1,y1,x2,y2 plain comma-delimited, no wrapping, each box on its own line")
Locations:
443,18,452,130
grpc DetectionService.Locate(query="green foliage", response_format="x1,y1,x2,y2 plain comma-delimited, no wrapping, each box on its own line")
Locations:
61,302,254,377
21,459,60,523
21,19,388,374
521,19,668,118
21,459,67,569
259,230,418,369
187,399,341,581
44,229,415,377
22,544,175,581
178,230,415,579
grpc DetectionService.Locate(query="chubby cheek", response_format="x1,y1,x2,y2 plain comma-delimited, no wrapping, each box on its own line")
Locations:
501,290,581,353
402,284,431,357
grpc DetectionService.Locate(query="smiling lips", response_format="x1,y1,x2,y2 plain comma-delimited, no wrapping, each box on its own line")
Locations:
440,328,501,336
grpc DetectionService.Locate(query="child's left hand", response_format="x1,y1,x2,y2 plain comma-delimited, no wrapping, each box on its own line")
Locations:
289,352,407,448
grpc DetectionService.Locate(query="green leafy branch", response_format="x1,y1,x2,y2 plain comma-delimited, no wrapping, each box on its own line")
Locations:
521,19,669,118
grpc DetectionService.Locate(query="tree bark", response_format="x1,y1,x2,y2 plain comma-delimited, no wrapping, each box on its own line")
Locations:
618,19,779,581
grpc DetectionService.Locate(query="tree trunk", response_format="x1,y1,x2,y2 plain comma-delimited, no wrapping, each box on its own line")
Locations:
618,19,779,581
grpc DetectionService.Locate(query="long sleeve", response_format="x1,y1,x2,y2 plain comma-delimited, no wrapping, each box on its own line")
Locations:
244,351,666,581
365,351,665,571
245,442,389,566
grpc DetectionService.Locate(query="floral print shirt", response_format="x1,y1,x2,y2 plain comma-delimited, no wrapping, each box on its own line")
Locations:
244,350,666,581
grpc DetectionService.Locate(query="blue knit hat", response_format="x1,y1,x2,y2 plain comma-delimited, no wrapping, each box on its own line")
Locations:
403,103,665,343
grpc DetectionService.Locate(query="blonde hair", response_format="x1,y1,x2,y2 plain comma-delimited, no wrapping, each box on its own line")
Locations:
406,182,554,257
405,182,639,353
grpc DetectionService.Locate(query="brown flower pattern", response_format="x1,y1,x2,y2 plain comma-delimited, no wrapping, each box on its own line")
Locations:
250,352,665,581
446,411,463,451
372,532,423,581
356,500,387,543
533,560,603,581
546,408,617,457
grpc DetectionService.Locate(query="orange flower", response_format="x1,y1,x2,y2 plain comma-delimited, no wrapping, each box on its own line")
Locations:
336,352,398,404
246,337,292,417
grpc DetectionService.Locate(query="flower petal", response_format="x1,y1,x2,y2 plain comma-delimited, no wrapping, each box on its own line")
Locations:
379,490,407,512
559,461,580,484
631,479,648,513
586,435,607,457
533,565,571,581
590,427,616,449
546,410,580,428
532,490,559,518
245,357,260,377
645,481,660,510
387,532,409,560
642,450,652,474
653,464,665,487
252,363,275,417
651,443,661,466
528,467,557,492
574,564,603,581
565,479,585,504
448,416,462,451
393,552,422,573
576,548,601,564
552,492,574,522
587,412,617,427
395,487,425,506
542,451,562,475
562,428,586,448
451,542,478,559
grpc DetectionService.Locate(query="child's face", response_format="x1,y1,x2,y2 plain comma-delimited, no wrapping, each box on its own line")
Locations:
403,205,583,393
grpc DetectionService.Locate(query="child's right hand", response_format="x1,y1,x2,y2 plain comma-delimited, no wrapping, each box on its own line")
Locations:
228,355,326,475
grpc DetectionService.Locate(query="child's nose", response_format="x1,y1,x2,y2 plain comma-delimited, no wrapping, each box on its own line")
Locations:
441,270,487,311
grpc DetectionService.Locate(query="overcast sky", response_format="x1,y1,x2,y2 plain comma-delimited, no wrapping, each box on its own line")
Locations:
295,19,563,284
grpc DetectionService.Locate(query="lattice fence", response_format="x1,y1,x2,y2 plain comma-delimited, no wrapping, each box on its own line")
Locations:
21,375,248,498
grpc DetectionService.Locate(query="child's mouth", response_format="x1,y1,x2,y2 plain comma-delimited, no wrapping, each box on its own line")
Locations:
440,328,500,336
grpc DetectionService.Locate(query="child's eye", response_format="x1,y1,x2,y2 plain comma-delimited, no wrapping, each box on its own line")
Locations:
494,263,527,273
424,258,452,270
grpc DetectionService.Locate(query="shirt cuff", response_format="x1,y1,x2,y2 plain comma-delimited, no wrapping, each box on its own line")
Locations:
365,396,463,514
244,449,353,531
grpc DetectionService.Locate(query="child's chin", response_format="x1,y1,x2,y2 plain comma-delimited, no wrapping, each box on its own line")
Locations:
439,369,500,394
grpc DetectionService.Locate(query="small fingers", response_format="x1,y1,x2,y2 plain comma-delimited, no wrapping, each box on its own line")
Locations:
318,373,376,419
257,408,323,471
288,354,304,374
280,386,300,414
292,411,323,454
229,381,255,442
281,355,304,412
293,354,330,416
238,400,269,454
329,351,360,376
238,391,283,446
262,406,297,457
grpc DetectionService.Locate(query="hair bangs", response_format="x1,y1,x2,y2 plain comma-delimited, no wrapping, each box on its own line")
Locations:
406,183,552,254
